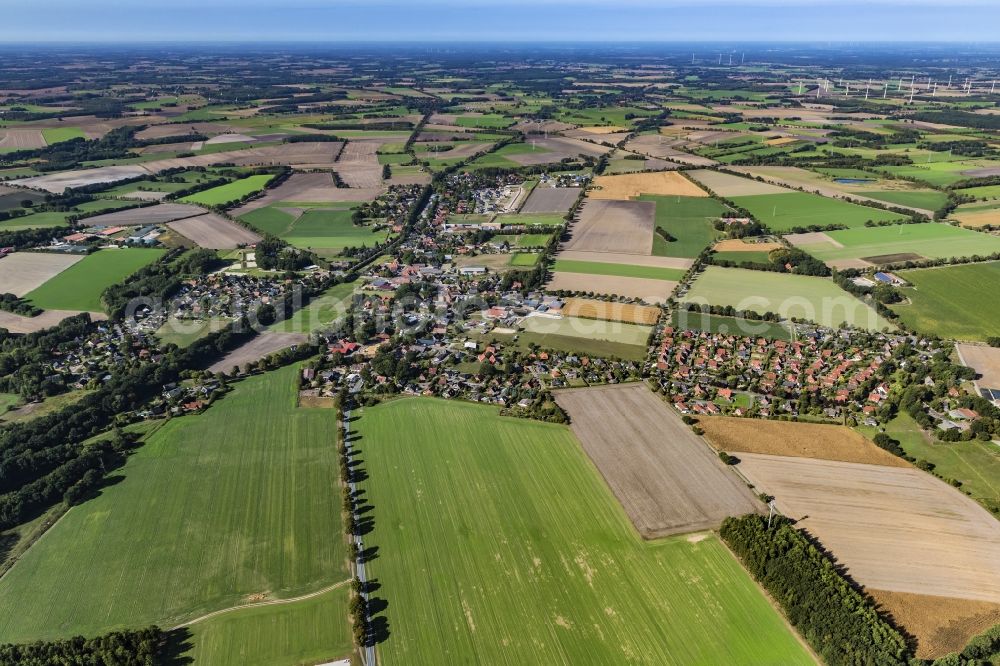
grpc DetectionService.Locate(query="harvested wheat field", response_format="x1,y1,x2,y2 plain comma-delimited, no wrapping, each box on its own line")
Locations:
687,169,788,197
0,252,84,296
737,453,1000,603
712,239,784,253
699,417,910,468
555,384,762,538
957,343,1000,389
868,589,1000,659
577,125,626,134
0,309,107,334
561,297,661,325
561,199,654,255
83,203,205,227
548,272,675,304
952,208,1000,228
207,332,309,373
555,249,693,270
519,186,580,213
589,171,707,200
0,129,46,150
335,140,383,188
166,213,262,249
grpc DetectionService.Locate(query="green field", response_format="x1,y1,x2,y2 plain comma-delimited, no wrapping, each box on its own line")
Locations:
672,310,794,341
795,223,1000,263
241,205,388,254
955,183,1000,200
493,233,553,248
180,585,353,666
0,365,348,643
731,192,907,231
355,398,813,665
859,413,1000,514
552,259,685,281
0,390,92,425
639,195,725,258
858,189,949,211
0,392,20,413
890,261,1000,341
682,266,893,331
711,250,774,265
180,174,273,206
509,252,540,267
41,127,85,144
25,248,165,312
454,113,515,129
270,280,357,333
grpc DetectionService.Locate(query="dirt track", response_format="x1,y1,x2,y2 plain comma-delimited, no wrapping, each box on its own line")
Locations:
166,214,262,249
561,199,654,255
737,453,1000,603
555,384,762,538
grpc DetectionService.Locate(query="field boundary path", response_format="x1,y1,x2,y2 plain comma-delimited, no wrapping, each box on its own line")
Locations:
170,578,352,629
344,408,377,666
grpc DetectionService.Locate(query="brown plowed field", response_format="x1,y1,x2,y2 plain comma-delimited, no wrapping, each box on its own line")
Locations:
166,213,262,249
698,417,911,468
207,332,309,374
555,384,762,538
560,199,654,255
736,453,1000,603
83,203,205,227
561,298,661,325
520,187,580,213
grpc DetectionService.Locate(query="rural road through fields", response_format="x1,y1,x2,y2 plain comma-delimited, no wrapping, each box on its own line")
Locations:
344,409,378,666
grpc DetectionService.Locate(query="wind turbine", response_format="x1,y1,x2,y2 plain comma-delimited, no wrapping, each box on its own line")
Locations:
882,82,889,99
741,52,745,64
992,80,997,94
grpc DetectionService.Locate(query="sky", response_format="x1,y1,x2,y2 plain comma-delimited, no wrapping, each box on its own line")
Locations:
1,0,998,43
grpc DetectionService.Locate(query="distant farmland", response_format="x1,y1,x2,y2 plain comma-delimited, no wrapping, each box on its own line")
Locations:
355,398,813,665
180,174,274,206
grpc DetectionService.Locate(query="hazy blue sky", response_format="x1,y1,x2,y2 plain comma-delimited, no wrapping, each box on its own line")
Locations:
2,0,997,42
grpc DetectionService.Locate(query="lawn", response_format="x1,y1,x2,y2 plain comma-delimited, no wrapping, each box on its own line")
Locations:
0,390,92,425
180,174,274,206
639,195,725,258
0,365,348,642
355,398,813,665
858,413,1000,514
180,585,353,666
797,223,1000,263
24,248,165,312
731,192,907,231
0,392,20,414
890,261,1000,341
672,310,793,341
270,280,357,334
41,127,85,144
552,259,685,282
509,252,540,267
682,266,893,331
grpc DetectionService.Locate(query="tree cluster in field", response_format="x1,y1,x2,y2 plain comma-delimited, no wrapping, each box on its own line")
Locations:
0,293,42,318
0,626,166,665
706,246,830,277
1,126,139,171
719,514,910,666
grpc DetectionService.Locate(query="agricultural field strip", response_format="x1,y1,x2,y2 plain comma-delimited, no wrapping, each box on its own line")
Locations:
554,384,762,538
790,223,1000,262
560,199,655,255
555,249,693,270
0,251,84,296
546,272,676,304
